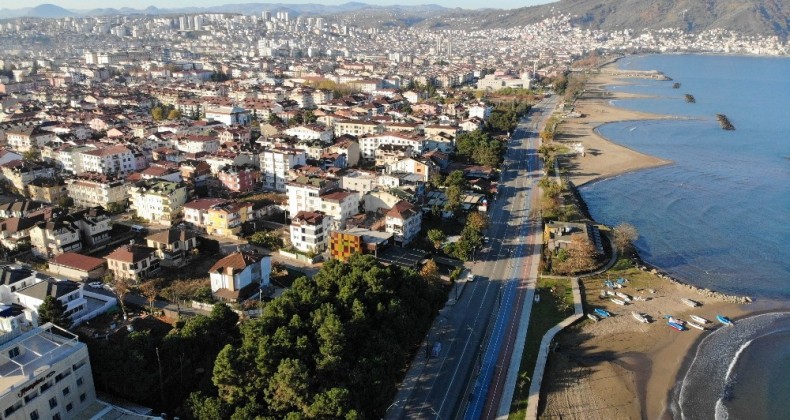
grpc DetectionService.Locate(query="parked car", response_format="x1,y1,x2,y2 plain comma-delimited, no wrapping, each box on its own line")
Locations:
88,281,103,288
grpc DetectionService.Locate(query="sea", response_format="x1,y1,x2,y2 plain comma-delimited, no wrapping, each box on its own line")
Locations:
577,54,790,419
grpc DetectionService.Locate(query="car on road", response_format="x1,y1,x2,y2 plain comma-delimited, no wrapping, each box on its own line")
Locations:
466,273,476,282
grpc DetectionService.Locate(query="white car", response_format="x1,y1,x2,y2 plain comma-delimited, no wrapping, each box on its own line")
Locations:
88,281,103,288
466,273,476,282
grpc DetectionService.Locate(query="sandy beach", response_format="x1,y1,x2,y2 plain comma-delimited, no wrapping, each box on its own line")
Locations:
537,65,756,420
555,65,673,187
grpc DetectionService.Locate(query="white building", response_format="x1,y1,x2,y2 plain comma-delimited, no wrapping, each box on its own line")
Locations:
359,132,426,160
318,190,359,230
385,200,422,246
341,170,378,195
290,211,331,253
286,177,337,217
283,125,333,143
204,106,250,126
78,145,136,176
260,148,306,192
14,279,89,326
209,251,271,303
128,180,189,226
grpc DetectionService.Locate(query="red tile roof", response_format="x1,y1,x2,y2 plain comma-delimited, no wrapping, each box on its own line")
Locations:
209,251,266,273
49,252,106,271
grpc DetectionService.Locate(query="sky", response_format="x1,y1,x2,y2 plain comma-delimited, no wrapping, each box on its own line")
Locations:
17,0,555,11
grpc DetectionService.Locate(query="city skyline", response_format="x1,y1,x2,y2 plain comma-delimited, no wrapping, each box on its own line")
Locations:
3,0,555,12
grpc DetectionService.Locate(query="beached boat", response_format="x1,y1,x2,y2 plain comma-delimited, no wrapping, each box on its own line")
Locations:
616,292,632,302
587,313,599,322
667,321,686,331
605,290,616,296
631,312,649,323
594,308,611,318
681,298,700,307
687,321,705,331
690,315,709,324
611,298,627,306
717,315,734,326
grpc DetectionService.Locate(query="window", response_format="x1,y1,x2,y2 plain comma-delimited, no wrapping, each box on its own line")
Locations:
62,387,70,396
49,397,57,409
8,347,20,358
76,377,84,387
66,403,73,412
79,393,86,402
30,410,40,420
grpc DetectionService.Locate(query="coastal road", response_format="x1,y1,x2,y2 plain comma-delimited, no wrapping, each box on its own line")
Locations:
385,96,558,420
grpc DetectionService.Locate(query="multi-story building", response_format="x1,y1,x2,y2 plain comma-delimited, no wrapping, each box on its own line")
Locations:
183,198,229,229
26,178,68,205
385,200,422,246
145,229,199,268
283,125,333,143
359,132,426,160
4,126,56,152
78,145,136,176
128,180,189,226
209,251,271,302
260,148,306,192
0,323,98,420
29,220,82,258
290,211,331,253
329,228,393,262
105,242,161,281
206,201,253,238
286,176,338,218
15,278,89,325
327,138,361,167
0,160,56,193
204,106,250,126
216,165,260,194
174,135,220,154
387,157,437,182
341,170,378,195
65,174,128,210
318,190,359,230
333,120,380,137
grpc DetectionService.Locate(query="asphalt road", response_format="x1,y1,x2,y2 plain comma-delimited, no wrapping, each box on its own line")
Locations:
386,96,558,420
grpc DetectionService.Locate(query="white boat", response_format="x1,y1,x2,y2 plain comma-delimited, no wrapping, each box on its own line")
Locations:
611,298,627,306
631,311,649,323
616,292,632,302
681,298,700,307
690,315,710,324
687,321,705,330
668,316,685,325
587,313,600,322
605,290,616,296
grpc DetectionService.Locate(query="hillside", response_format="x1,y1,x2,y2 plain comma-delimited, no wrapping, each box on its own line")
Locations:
471,0,790,37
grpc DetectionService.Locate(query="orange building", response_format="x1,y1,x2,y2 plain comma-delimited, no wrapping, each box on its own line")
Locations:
329,228,392,262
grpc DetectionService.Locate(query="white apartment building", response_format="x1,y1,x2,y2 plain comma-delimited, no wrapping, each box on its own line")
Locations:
175,135,220,154
78,145,136,176
341,170,378,195
286,177,337,217
0,323,98,420
15,279,89,326
204,106,250,126
65,176,128,209
29,221,82,258
260,148,306,192
128,180,189,226
385,200,422,246
333,120,381,137
283,125,333,143
4,127,56,153
318,190,359,230
359,132,426,160
290,211,331,253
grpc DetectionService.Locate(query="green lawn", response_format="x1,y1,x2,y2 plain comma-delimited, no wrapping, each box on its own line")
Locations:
509,277,575,419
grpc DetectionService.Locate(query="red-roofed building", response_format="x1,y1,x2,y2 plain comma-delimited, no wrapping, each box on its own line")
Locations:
290,211,331,253
105,242,161,281
385,200,422,246
48,252,107,280
209,251,271,302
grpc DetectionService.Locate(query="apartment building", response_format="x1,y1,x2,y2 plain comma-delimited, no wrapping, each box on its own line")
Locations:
128,180,189,226
385,200,422,246
105,242,161,281
78,145,136,176
290,211,331,253
260,148,306,192
65,174,128,209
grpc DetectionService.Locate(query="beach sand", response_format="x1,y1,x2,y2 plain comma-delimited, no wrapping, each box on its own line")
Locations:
555,65,673,187
537,65,755,420
539,267,751,420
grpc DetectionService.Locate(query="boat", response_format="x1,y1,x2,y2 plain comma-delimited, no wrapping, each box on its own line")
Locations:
668,316,685,325
687,321,705,331
681,298,700,307
690,315,710,324
610,298,627,306
717,315,734,326
616,292,632,302
631,312,649,323
667,321,686,331
605,290,616,296
587,313,599,322
594,308,611,318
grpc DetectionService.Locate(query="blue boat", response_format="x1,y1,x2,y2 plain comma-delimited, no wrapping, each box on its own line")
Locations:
667,321,686,331
594,308,611,318
717,315,734,326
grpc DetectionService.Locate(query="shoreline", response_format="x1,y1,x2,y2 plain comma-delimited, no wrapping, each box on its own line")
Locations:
538,59,771,420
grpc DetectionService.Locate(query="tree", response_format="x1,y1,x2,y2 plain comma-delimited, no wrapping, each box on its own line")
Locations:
111,275,134,320
613,223,639,253
427,229,446,250
444,185,462,213
151,106,164,121
467,212,488,233
22,148,41,162
57,196,74,209
268,113,283,125
167,109,182,120
444,170,467,190
249,231,283,251
420,259,440,283
38,295,71,329
555,235,598,274
139,279,161,315
163,280,200,320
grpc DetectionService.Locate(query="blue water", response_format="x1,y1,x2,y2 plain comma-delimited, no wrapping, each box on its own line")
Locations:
579,54,790,298
580,54,790,419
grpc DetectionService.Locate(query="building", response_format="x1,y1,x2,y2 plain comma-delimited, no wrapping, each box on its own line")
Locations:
318,189,359,230
145,229,199,268
283,125,333,143
78,145,136,176
286,176,338,217
385,200,422,246
26,178,68,205
65,174,128,210
0,323,98,420
260,148,306,192
543,221,604,255
182,198,229,229
333,120,380,137
290,211,331,253
206,201,253,238
29,220,82,258
0,160,56,193
128,180,189,226
15,279,88,326
216,165,260,194
4,126,56,152
105,243,161,281
329,228,392,262
209,251,271,302
47,253,106,281
204,106,250,126
359,132,425,160
341,170,378,195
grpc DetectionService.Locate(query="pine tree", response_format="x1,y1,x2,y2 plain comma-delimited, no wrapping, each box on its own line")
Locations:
38,295,72,329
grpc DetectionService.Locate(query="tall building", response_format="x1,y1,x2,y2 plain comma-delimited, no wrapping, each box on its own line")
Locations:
262,10,272,21
0,323,98,420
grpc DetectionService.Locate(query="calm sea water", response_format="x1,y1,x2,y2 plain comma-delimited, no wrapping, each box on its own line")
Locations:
579,54,790,419
580,54,790,298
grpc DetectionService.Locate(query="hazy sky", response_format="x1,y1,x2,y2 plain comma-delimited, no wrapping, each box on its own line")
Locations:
19,0,556,11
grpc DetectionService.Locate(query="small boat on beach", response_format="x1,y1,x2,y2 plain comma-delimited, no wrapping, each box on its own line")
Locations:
668,321,686,331
587,313,600,322
687,321,705,331
594,308,611,318
631,312,649,323
611,298,627,306
717,315,734,326
690,315,710,324
664,315,685,325
616,292,632,302
605,290,616,296
681,298,700,307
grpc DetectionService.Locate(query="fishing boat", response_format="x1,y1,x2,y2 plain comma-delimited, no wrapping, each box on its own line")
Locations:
690,315,709,324
664,315,685,325
631,312,649,323
594,308,611,318
611,298,627,306
605,290,616,296
667,321,686,331
681,298,700,307
687,321,705,331
587,313,599,322
616,292,632,302
717,315,734,326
